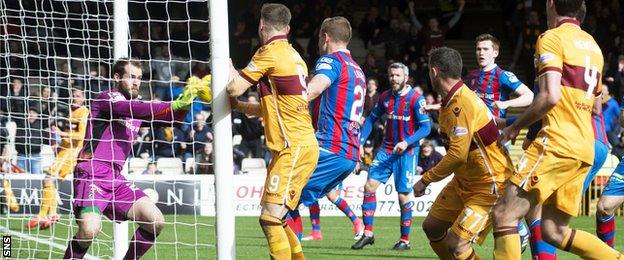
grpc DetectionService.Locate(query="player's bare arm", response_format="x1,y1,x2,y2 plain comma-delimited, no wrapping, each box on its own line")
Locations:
498,72,561,145
307,74,331,101
493,84,534,110
592,90,603,115
230,97,262,117
226,72,254,97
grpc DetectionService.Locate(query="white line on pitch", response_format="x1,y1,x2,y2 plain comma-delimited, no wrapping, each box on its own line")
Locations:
0,225,100,260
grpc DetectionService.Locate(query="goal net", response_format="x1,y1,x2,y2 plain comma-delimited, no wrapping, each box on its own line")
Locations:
0,0,219,258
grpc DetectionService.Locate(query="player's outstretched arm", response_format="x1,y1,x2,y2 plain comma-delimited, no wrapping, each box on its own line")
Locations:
100,92,187,122
230,97,261,117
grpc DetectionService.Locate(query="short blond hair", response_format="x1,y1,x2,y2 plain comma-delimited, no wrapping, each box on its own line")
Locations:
320,16,352,44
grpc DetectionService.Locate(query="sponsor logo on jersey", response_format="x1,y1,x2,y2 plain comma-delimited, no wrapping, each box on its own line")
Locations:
539,53,554,64
453,127,468,136
315,62,332,71
109,92,126,103
246,61,257,72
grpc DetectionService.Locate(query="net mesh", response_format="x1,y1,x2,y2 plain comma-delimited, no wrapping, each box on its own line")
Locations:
0,0,215,258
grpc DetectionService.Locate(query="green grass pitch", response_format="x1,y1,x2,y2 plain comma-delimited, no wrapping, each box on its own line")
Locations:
3,215,623,259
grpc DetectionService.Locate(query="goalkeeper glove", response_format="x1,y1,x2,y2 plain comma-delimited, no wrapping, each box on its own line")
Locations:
197,74,213,103
171,77,199,111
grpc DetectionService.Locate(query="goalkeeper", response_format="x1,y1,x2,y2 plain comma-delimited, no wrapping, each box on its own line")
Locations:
26,88,89,230
63,58,210,259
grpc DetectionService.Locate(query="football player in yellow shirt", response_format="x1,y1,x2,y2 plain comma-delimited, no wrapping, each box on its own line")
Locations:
412,47,514,259
26,88,89,229
493,0,622,259
225,3,319,260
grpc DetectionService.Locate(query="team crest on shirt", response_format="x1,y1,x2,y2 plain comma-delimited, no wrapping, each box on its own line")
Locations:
530,176,540,187
289,190,296,200
452,107,461,117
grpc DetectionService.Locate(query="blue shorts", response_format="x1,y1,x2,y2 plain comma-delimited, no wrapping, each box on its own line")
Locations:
602,158,624,197
583,141,609,193
299,149,357,207
368,149,418,193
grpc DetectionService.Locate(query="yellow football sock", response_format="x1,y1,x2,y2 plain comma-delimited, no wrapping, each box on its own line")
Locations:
48,185,58,215
493,226,520,260
39,184,56,218
455,247,480,260
429,232,453,260
559,229,623,259
283,222,304,260
260,214,291,260
3,179,19,212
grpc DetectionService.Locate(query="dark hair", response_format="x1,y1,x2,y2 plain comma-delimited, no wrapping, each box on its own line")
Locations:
320,16,352,44
475,33,500,51
428,47,463,79
112,58,142,78
367,77,378,85
554,0,584,17
574,1,586,23
260,3,291,31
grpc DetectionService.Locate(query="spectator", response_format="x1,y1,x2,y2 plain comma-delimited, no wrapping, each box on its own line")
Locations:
364,78,379,117
372,18,409,61
194,141,214,174
612,133,624,159
191,62,210,78
32,86,57,130
15,107,45,174
362,51,383,83
360,140,375,174
512,10,544,82
359,7,385,48
601,85,621,146
133,127,154,160
417,139,443,174
1,78,27,115
187,112,213,159
231,20,253,68
87,64,112,100
410,0,465,55
233,95,263,158
53,62,72,103
153,126,186,160
606,55,624,104
142,162,162,175
424,92,442,145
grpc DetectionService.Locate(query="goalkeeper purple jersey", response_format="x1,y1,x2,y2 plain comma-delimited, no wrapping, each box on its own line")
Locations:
78,89,186,170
